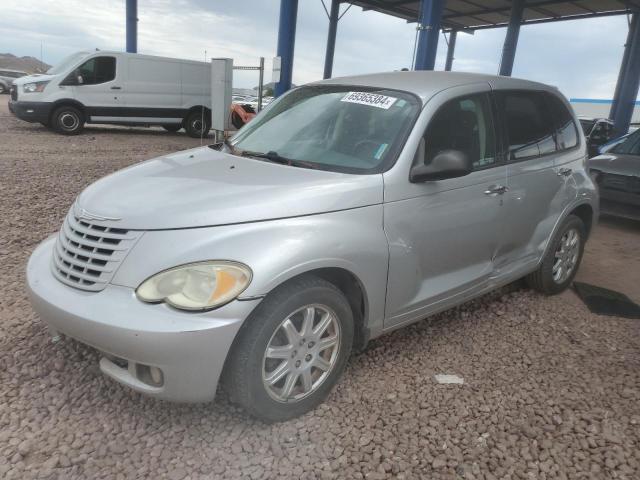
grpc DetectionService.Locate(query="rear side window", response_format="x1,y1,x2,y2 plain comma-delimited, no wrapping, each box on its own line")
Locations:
497,91,556,161
546,93,578,150
424,93,497,170
611,129,640,155
77,56,116,85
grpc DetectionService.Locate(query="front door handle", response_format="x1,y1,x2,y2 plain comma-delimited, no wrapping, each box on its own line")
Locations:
110,86,122,90
484,184,509,196
557,167,572,177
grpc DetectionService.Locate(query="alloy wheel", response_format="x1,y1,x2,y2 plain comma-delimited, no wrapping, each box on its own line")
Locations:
262,304,341,402
552,228,580,284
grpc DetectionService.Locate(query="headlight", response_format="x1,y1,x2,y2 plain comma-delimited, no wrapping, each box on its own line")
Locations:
135,261,252,311
23,81,49,93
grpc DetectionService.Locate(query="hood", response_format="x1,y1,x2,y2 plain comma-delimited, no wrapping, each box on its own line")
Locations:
13,73,57,86
76,146,383,230
589,154,640,177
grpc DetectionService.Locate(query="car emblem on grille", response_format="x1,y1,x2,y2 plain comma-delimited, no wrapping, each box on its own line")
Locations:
77,207,122,222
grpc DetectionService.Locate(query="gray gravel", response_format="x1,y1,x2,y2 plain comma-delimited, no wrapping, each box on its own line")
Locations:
1,103,640,479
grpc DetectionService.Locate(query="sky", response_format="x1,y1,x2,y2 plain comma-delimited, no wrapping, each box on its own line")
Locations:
0,0,633,100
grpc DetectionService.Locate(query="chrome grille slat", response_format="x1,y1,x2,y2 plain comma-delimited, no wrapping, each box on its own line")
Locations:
62,221,128,251
51,209,142,292
54,240,114,273
67,214,137,241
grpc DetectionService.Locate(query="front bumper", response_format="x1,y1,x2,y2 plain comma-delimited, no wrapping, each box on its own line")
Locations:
8,100,52,124
26,236,260,402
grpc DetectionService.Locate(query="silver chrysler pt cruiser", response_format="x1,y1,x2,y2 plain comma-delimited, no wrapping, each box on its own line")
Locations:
27,72,598,421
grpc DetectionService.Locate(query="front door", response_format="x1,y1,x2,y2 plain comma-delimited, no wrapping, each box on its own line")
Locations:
383,87,507,328
68,55,123,120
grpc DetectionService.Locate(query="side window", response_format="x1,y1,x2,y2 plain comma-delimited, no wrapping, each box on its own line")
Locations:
545,93,578,151
424,94,497,170
498,91,556,161
77,56,116,85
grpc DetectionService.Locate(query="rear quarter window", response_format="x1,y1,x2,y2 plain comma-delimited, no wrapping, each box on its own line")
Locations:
545,93,579,151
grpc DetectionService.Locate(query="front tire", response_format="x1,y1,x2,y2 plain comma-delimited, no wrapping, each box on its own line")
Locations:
51,106,85,135
526,215,586,295
224,275,354,422
183,110,211,138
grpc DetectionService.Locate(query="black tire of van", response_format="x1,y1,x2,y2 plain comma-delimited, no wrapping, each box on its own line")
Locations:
162,124,181,133
52,106,85,135
184,110,211,138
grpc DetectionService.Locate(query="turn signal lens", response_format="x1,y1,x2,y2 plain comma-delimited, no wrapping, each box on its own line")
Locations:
136,261,252,311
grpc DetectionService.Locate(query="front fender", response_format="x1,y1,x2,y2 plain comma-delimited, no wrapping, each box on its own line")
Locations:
111,205,389,336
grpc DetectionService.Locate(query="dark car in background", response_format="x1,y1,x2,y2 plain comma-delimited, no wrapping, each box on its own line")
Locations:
589,128,640,220
0,69,27,94
580,117,616,158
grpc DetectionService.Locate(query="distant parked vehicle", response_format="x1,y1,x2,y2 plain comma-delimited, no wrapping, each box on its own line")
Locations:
579,117,616,157
598,132,632,155
0,69,27,94
589,128,640,220
8,51,212,137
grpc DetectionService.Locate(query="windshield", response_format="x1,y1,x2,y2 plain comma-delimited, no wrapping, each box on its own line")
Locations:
231,85,420,173
611,129,640,155
47,52,89,75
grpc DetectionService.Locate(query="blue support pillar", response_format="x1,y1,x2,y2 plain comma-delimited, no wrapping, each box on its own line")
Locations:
611,14,638,120
126,0,138,53
498,0,524,76
444,30,457,71
414,0,446,71
613,13,640,137
323,0,340,79
274,0,299,97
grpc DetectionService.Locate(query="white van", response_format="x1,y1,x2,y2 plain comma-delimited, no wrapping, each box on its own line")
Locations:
8,51,212,137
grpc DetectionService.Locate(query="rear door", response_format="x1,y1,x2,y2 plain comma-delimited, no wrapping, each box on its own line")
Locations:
493,90,573,276
384,85,508,328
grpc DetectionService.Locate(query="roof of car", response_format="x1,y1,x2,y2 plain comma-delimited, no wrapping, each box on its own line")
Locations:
315,71,557,102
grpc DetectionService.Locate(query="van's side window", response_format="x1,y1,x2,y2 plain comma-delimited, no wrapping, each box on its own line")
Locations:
497,91,556,161
77,57,116,85
424,94,496,170
545,94,578,150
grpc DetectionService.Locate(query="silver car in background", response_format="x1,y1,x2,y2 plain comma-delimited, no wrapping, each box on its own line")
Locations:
0,68,27,94
27,72,598,422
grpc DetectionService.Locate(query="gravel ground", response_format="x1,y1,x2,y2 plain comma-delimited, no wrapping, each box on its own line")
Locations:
1,102,639,480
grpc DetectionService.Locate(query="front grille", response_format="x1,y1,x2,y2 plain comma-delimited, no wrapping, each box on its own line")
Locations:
51,211,142,292
602,173,640,195
10,85,17,101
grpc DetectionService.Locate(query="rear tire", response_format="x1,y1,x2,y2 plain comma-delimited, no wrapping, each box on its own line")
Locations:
51,105,84,135
183,110,211,138
162,124,181,133
224,275,354,422
526,215,586,295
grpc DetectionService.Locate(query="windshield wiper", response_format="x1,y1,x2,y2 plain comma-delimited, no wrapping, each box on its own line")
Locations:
240,150,317,169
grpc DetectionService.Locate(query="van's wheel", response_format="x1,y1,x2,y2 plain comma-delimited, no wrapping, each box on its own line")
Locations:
526,215,586,295
224,275,354,422
184,110,211,138
162,124,181,133
52,106,84,135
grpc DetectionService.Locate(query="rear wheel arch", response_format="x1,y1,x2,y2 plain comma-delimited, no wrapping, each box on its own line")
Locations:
570,203,594,237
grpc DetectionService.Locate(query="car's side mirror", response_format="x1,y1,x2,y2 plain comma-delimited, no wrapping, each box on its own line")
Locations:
410,149,473,183
76,74,84,85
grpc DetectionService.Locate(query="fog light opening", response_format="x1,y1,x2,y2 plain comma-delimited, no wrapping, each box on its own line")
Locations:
136,364,164,387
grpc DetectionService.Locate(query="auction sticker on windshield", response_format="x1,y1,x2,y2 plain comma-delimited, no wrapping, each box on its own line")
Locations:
341,92,397,110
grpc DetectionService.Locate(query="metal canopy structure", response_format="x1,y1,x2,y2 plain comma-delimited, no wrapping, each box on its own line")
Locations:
120,0,640,135
348,0,640,30
271,0,640,136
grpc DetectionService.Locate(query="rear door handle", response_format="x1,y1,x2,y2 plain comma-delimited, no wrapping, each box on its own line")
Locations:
484,185,509,196
558,167,572,177
110,86,122,90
